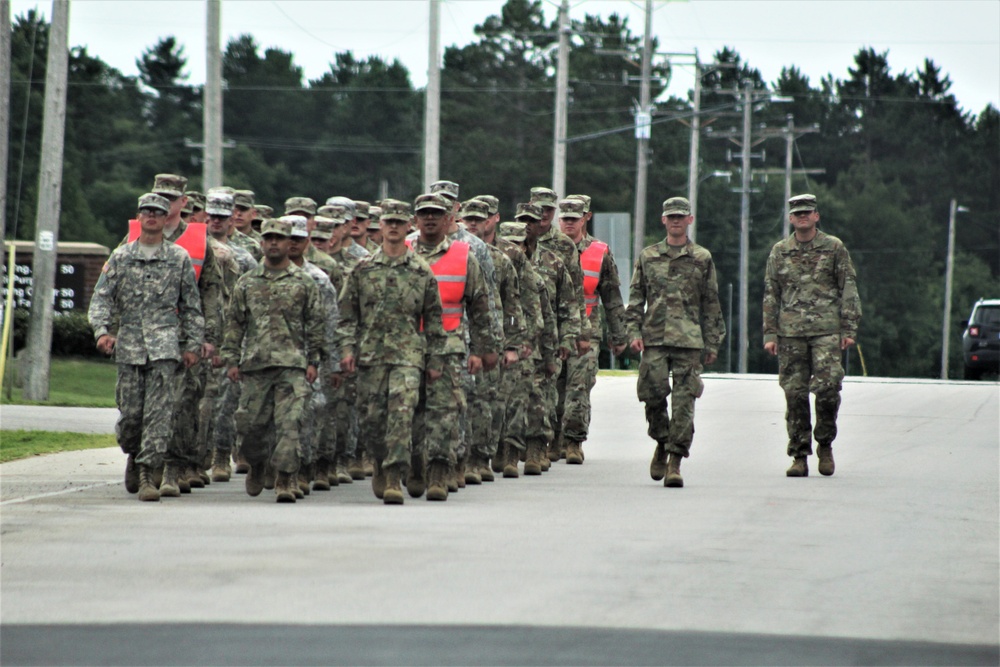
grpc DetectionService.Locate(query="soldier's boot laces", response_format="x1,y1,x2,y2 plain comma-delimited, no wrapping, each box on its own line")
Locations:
786,456,809,477
372,460,387,500
426,461,449,502
275,472,296,503
312,460,331,491
817,445,835,476
383,467,405,505
159,463,182,498
124,454,140,494
650,442,667,481
566,440,584,465
210,449,232,483
245,463,266,497
137,464,160,502
664,453,684,488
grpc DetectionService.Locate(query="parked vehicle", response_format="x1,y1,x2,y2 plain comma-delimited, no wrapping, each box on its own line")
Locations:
962,298,1000,380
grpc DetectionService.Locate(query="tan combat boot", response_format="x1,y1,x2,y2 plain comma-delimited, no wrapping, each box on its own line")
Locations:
491,445,506,474
291,473,305,500
786,456,808,477
137,464,160,502
159,463,182,497
426,461,449,501
817,445,835,476
362,452,375,477
464,456,483,485
245,462,265,497
372,459,387,499
448,463,461,492
566,440,584,465
210,449,232,482
523,441,543,476
664,453,684,488
325,459,340,487
186,465,205,489
336,458,353,485
347,456,366,481
383,467,404,505
275,471,296,503
298,464,312,496
547,439,562,463
406,452,426,498
124,454,140,494
312,460,331,491
503,449,520,478
263,462,276,490
649,442,667,481
480,455,495,482
234,452,250,474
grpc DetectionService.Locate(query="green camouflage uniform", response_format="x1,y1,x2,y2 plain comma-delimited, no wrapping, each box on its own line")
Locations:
328,245,365,464
230,228,263,261
626,238,725,457
222,262,325,474
88,239,204,469
763,230,861,457
297,260,341,469
337,248,446,472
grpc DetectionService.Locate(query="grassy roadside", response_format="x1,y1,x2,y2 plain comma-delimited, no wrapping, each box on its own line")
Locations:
2,357,117,407
0,430,117,464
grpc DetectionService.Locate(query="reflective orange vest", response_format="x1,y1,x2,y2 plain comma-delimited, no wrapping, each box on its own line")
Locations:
580,240,607,317
428,241,470,332
128,220,207,282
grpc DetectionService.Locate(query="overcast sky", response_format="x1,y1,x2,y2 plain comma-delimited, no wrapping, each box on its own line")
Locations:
9,0,1000,115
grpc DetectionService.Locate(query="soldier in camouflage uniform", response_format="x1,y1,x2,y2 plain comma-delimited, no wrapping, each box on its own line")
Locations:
366,205,383,252
252,205,272,235
222,217,326,503
557,196,628,464
326,197,371,262
626,197,725,488
337,199,447,505
228,190,263,260
763,194,861,478
186,191,207,223
89,193,205,502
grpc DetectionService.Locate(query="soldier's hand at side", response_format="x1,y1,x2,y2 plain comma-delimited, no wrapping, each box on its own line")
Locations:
613,343,627,357
503,350,519,367
96,335,116,355
520,344,533,360
468,355,483,374
330,373,344,389
306,365,318,384
840,336,855,350
764,341,778,356
182,351,200,368
704,352,718,365
211,355,224,368
577,340,591,356
426,368,443,383
545,362,559,378
340,356,356,374
226,366,241,383
558,347,570,361
201,342,215,359
630,338,645,354
481,352,499,371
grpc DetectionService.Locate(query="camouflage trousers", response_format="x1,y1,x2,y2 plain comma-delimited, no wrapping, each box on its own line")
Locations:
499,360,527,453
212,372,241,455
312,377,337,464
115,360,180,469
557,345,599,443
170,362,207,467
415,353,466,464
299,380,322,466
469,365,501,460
540,357,562,445
197,366,225,468
332,373,359,461
636,346,704,457
356,364,421,471
777,334,844,457
234,367,308,474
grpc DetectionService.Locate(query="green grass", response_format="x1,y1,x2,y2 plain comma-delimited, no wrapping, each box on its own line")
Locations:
0,430,117,464
597,369,638,376
2,357,117,407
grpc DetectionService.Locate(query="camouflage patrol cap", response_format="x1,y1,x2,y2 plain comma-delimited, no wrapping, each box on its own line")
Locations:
499,221,527,242
473,194,499,216
318,204,351,225
152,174,187,198
459,199,490,220
414,193,450,212
380,199,412,222
354,201,371,220
254,204,273,221
233,190,255,209
260,218,292,237
137,192,170,213
662,197,692,216
284,197,317,216
367,206,382,229
181,195,195,215
566,194,592,213
558,198,586,219
325,196,356,218
312,217,335,239
283,215,310,238
789,193,818,213
187,191,206,212
205,188,235,216
529,187,558,208
514,202,542,221
430,180,460,201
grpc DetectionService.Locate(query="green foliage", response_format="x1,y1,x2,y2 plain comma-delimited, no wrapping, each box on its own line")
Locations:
10,310,101,357
2,356,117,407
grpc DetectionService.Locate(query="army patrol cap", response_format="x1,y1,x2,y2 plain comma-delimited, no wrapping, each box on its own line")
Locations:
367,206,382,229
283,215,310,238
414,192,451,212
662,197,692,216
137,192,171,214
430,180,460,202
514,202,542,221
353,200,371,221
459,199,490,220
233,190,255,209
473,195,499,216
566,194,592,213
152,174,187,198
325,196,356,218
254,204,273,221
284,197,317,216
789,193,818,213
318,204,351,225
499,221,527,242
260,218,292,237
205,188,235,216
529,187,558,209
312,217,335,239
181,194,195,215
186,191,205,212
380,199,413,223
558,198,586,219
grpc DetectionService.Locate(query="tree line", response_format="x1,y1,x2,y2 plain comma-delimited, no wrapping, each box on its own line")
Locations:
4,0,998,378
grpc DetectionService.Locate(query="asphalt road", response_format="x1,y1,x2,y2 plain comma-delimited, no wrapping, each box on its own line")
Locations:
1,374,998,666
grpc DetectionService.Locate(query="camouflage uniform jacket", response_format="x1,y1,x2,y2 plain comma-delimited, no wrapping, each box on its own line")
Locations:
413,238,500,359
762,230,861,344
230,229,263,261
336,249,446,372
305,243,346,293
486,242,525,351
495,238,544,360
89,240,205,364
211,238,247,295
527,243,581,356
539,226,591,341
625,238,725,355
222,262,325,372
365,237,380,254
578,234,628,347
300,260,341,373
224,239,258,277
344,240,370,260
449,227,504,343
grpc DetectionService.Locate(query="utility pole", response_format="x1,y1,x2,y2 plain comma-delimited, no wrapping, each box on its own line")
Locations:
736,80,752,374
203,0,223,189
686,54,701,242
24,0,69,401
780,114,821,237
941,199,968,379
423,0,441,191
631,0,653,265
551,0,570,197
0,0,11,246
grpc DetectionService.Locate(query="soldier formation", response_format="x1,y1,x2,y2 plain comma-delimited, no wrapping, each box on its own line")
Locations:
89,174,860,503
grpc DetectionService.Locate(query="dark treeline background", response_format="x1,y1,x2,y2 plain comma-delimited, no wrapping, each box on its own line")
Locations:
5,1,998,377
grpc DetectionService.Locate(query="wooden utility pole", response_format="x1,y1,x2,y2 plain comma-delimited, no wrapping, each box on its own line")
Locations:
631,0,653,265
551,0,570,197
422,0,441,190
24,0,69,401
203,0,223,189
686,54,701,242
0,0,11,246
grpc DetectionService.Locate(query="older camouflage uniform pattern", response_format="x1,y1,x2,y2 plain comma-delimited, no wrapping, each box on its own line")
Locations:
626,238,725,457
230,229,263,261
337,249,446,470
88,240,204,469
345,240,370,260
763,230,861,456
297,260,341,467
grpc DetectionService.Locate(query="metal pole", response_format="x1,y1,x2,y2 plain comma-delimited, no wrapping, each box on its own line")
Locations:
631,0,653,265
737,80,752,374
687,54,701,242
24,0,69,401
0,0,11,245
941,198,957,379
783,113,793,239
423,0,441,191
551,0,570,197
203,0,223,189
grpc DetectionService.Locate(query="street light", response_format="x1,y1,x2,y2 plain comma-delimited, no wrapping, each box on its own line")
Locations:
941,199,970,379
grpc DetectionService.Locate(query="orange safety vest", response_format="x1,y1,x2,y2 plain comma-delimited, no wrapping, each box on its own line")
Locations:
580,241,607,317
129,220,207,282
429,241,470,331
